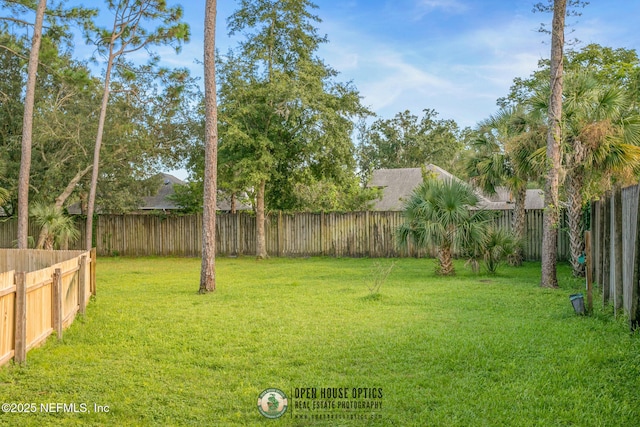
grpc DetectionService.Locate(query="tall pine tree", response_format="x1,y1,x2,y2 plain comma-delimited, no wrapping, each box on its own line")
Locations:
219,0,367,258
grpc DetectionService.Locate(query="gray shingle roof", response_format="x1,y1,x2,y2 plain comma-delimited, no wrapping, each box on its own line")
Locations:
367,164,544,211
139,173,185,210
141,173,252,212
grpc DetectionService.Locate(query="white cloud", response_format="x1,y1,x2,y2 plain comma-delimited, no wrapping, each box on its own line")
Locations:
402,0,471,22
319,11,547,126
417,0,468,14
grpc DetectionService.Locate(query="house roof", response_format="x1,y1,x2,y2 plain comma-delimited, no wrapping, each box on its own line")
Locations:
368,167,426,211
66,173,251,214
139,173,185,210
367,164,545,211
217,194,252,212
140,173,253,212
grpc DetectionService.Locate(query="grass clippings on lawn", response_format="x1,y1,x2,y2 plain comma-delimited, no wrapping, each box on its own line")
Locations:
0,257,639,426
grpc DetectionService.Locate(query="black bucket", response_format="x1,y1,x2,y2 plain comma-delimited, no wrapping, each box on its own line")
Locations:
570,293,585,315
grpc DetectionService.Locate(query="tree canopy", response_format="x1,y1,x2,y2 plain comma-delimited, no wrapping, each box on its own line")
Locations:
0,2,199,223
357,109,466,183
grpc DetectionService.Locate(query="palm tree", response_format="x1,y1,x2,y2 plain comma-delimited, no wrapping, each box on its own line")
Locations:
397,177,490,275
481,227,520,274
466,107,544,266
30,203,80,250
531,72,640,276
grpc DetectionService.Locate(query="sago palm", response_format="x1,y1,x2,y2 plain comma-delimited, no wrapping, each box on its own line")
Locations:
481,227,520,274
30,203,80,250
397,177,490,275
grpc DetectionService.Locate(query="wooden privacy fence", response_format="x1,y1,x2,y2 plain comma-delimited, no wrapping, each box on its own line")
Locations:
88,210,568,259
0,249,96,366
590,184,640,328
0,210,569,259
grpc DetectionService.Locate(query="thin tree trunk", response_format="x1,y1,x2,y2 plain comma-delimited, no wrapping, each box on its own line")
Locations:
36,165,91,249
17,0,47,249
511,186,527,266
55,165,92,209
85,42,116,250
199,0,218,294
540,0,566,288
256,179,268,259
80,192,88,215
36,232,46,249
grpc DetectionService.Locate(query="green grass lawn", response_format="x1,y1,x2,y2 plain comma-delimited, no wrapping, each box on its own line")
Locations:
1,256,639,426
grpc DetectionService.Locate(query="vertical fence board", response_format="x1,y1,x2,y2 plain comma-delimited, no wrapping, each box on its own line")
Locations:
25,267,54,350
0,271,16,365
613,187,624,314
14,272,26,364
52,269,62,340
0,250,95,366
602,193,611,304
622,186,639,315
0,210,570,260
591,183,640,328
78,255,87,315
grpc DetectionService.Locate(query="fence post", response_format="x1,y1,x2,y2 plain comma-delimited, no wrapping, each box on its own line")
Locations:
613,186,623,314
320,212,325,256
631,184,640,331
235,212,241,255
585,231,593,314
90,248,97,296
602,192,611,304
278,211,284,257
52,268,63,339
590,201,597,285
14,272,27,365
78,255,87,315
596,200,604,286
365,211,371,257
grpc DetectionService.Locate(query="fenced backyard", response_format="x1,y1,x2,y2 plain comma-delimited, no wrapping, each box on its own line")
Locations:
0,210,570,260
0,249,96,367
1,257,638,426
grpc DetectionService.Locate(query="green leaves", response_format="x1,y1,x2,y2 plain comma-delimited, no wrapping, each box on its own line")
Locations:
30,202,80,249
216,0,370,212
357,109,464,183
397,177,491,275
88,0,190,58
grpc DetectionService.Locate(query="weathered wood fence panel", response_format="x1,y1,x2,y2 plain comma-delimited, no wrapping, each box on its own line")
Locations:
482,209,567,261
621,185,639,316
0,249,95,366
0,211,570,260
591,183,640,328
0,270,16,366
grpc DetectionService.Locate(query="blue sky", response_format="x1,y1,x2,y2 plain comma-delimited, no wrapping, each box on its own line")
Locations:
65,1,640,179
154,0,640,129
